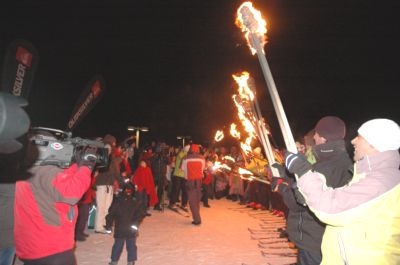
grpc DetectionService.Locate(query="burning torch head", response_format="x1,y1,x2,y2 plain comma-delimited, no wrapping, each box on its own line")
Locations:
237,3,259,33
236,2,267,54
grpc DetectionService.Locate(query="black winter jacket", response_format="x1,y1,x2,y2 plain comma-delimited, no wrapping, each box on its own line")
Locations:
105,190,147,238
278,140,353,256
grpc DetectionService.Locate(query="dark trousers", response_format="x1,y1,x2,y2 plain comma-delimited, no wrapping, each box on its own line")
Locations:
186,179,202,223
75,203,90,237
154,177,165,208
255,182,270,209
201,183,212,205
270,192,288,217
0,247,15,265
297,248,322,265
169,175,187,206
111,237,137,262
22,249,75,265
244,181,257,203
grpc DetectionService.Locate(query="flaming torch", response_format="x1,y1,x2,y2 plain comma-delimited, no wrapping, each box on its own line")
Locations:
230,123,241,140
236,2,297,154
232,71,279,177
214,130,224,142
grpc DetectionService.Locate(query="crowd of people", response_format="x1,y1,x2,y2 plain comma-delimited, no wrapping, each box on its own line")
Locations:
0,116,399,265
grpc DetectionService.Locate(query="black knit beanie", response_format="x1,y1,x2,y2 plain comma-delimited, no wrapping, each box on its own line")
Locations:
314,116,346,141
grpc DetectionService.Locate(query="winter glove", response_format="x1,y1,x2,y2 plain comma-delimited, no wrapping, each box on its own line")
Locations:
75,146,98,170
271,163,287,179
270,177,283,192
292,182,307,206
284,151,312,177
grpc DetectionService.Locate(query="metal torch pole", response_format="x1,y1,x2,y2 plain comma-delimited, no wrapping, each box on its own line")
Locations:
247,78,279,177
250,33,297,154
250,102,279,177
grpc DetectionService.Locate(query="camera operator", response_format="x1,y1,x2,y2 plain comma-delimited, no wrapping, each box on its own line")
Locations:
0,92,30,265
14,141,100,265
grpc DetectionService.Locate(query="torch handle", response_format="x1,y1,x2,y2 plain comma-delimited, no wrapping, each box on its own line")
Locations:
249,105,279,177
250,33,297,154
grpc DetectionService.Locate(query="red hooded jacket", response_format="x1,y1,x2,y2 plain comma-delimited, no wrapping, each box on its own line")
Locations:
131,166,158,206
14,164,91,260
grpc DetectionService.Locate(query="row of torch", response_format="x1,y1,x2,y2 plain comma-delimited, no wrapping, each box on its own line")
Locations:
212,2,298,182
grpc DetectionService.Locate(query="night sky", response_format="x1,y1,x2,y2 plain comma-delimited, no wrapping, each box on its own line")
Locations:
1,0,399,148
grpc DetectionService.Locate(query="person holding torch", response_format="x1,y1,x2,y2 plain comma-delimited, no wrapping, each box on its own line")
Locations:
272,116,353,265
285,118,400,265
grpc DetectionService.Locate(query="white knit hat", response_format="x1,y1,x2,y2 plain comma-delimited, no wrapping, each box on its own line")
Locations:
358,118,400,152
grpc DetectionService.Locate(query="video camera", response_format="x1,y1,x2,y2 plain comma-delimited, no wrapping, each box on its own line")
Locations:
0,92,30,154
26,127,109,169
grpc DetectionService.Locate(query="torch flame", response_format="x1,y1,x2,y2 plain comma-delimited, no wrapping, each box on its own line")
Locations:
232,72,254,101
240,142,253,154
230,123,241,139
222,155,235,163
214,130,224,142
212,161,232,171
232,72,259,155
238,167,254,175
236,1,267,55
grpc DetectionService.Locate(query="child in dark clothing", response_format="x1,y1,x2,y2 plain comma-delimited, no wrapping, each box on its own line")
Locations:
105,183,147,265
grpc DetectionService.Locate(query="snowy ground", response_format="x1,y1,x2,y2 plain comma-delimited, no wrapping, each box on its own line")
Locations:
76,199,296,265
15,198,296,265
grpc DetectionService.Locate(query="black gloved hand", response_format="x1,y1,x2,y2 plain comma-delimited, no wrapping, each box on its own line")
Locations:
284,151,312,177
292,182,307,206
271,163,287,178
75,146,98,170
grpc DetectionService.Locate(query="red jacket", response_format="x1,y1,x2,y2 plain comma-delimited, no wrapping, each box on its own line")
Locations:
181,153,205,180
14,164,91,260
131,166,158,206
79,175,96,205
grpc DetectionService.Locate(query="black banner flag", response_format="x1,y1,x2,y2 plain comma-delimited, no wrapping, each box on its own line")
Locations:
1,39,39,99
67,75,105,131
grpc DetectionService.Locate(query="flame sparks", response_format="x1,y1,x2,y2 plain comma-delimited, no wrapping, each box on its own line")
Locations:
214,130,224,142
236,1,267,55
